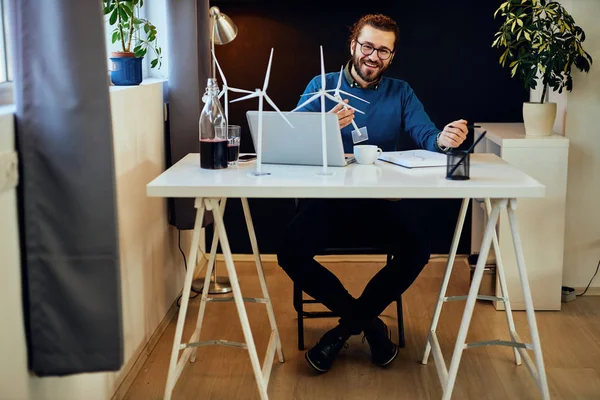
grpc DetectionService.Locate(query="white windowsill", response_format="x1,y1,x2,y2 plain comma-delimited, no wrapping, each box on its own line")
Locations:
109,78,168,93
0,103,15,116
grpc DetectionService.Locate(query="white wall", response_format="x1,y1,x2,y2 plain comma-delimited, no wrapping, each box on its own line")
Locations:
0,106,30,400
2,82,187,400
562,0,600,290
109,81,184,395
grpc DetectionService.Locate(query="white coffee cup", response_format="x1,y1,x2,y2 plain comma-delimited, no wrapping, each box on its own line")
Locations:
354,145,383,165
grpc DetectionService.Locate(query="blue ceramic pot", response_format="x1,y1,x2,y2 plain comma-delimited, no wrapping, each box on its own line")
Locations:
110,52,143,86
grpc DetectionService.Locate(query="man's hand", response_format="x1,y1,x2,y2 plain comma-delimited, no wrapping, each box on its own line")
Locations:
329,99,355,129
438,119,468,149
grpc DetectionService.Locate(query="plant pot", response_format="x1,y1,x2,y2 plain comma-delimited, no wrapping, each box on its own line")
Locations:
522,102,557,136
109,52,143,86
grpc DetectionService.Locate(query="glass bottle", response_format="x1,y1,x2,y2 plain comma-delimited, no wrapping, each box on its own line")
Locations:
199,78,228,169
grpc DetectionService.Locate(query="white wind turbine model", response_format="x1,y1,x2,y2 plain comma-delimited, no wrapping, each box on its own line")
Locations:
301,66,370,143
230,48,294,176
292,46,366,176
212,50,254,124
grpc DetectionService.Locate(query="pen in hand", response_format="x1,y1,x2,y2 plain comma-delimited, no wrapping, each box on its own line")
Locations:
449,124,481,129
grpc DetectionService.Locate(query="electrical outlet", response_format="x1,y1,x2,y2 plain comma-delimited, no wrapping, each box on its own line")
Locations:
561,286,576,303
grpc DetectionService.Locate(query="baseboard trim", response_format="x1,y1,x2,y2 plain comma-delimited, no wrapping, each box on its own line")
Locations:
574,287,600,296
111,297,179,400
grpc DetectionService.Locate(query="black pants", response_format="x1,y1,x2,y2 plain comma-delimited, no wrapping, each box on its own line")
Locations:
277,199,431,335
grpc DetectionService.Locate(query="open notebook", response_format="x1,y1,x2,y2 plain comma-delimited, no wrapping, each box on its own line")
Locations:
378,149,447,168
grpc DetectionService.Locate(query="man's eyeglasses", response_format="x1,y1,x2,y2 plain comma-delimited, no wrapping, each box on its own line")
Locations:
356,40,393,60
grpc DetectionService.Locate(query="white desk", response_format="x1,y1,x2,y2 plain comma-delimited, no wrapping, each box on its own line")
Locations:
147,153,549,400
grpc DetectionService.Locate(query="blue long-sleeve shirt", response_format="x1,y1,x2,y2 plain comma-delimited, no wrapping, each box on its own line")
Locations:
296,71,443,153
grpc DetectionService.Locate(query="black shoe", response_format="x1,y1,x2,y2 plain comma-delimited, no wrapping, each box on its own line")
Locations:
363,318,399,367
305,326,350,373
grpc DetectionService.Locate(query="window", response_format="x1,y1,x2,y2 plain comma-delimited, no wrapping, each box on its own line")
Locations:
0,0,10,83
0,0,14,105
103,0,168,82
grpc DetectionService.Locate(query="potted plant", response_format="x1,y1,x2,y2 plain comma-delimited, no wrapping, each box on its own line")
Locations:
103,0,162,86
492,0,592,136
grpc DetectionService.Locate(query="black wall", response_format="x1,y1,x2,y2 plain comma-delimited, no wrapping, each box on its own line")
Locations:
208,0,527,255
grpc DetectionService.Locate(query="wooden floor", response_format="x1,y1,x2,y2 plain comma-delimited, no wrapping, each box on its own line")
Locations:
123,259,600,400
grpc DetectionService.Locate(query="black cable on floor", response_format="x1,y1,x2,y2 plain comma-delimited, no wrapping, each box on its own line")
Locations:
176,229,200,307
577,259,600,297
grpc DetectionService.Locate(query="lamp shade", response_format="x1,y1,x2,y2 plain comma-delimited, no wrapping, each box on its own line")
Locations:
210,7,237,45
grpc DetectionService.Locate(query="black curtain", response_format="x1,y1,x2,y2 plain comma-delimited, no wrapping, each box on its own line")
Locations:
11,0,122,374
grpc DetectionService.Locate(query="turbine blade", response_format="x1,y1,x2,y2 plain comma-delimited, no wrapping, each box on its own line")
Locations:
230,92,259,103
291,92,321,112
264,93,294,128
301,91,320,96
338,89,370,104
263,48,274,92
340,90,371,104
228,87,254,94
212,49,227,86
320,46,326,91
324,92,365,114
336,66,343,91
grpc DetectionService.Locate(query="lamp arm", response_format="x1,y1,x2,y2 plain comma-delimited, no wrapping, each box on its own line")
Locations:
211,14,216,80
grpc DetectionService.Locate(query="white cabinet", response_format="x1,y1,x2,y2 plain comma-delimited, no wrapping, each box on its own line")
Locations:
472,123,569,310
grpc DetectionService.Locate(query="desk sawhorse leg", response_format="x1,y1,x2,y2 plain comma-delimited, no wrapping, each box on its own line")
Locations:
163,197,284,400
421,198,550,400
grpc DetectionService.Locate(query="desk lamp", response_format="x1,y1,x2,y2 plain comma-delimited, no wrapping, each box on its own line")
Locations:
192,7,237,295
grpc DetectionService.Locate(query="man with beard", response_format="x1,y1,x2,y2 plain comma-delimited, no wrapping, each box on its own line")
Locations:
277,14,468,373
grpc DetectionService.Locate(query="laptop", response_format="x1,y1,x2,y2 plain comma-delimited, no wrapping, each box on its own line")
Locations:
246,111,354,167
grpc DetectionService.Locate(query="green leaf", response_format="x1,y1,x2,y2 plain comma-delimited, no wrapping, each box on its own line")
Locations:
499,49,509,66
136,48,147,58
119,5,129,22
122,2,134,16
144,24,150,34
111,30,120,44
109,8,118,25
151,59,158,69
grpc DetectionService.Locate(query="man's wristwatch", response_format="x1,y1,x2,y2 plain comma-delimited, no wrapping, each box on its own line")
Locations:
436,131,450,152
